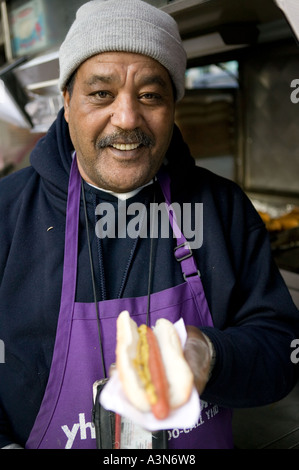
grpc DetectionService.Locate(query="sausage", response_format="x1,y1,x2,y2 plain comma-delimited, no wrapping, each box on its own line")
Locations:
146,326,170,420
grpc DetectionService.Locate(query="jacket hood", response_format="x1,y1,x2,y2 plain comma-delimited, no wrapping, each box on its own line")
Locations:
30,107,195,194
30,108,74,195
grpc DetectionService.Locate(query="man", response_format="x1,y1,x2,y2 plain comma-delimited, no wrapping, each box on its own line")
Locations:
0,0,298,449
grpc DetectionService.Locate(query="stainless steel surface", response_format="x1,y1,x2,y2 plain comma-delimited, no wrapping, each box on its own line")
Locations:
12,51,61,132
161,0,291,41
14,50,60,93
162,0,284,29
241,41,299,198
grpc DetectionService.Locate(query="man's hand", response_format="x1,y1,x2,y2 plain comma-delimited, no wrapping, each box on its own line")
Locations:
184,326,213,395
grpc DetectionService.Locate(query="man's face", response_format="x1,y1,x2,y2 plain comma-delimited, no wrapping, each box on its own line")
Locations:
64,52,175,192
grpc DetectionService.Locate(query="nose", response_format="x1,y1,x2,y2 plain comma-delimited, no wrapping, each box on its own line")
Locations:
109,93,143,130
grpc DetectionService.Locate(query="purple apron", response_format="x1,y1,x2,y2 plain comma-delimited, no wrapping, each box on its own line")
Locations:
25,157,233,449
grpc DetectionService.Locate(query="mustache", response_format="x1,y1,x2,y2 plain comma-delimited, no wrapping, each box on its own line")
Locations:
96,129,155,149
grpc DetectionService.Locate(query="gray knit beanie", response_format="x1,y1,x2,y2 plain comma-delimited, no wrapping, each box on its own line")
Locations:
59,0,187,101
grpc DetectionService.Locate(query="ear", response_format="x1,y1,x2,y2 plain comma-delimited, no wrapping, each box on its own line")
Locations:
63,89,70,123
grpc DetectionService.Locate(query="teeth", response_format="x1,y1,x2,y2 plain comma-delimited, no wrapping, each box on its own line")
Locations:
112,143,140,151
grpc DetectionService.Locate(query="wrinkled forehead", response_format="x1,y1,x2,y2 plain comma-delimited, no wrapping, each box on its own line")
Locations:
69,52,176,98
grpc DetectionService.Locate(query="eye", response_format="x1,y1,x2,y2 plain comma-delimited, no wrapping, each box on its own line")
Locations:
95,91,112,99
140,92,161,100
139,92,164,106
88,90,115,106
89,90,114,103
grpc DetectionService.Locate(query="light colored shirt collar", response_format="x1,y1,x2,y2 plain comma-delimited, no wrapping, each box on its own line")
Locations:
87,179,154,200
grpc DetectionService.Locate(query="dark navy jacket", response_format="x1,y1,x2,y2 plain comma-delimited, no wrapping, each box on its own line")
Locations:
0,109,298,447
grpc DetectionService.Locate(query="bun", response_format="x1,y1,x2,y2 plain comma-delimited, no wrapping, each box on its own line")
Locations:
116,311,193,417
116,310,150,412
154,318,194,409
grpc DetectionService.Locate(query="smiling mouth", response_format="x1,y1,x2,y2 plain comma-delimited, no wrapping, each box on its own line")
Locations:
97,130,155,151
111,143,141,151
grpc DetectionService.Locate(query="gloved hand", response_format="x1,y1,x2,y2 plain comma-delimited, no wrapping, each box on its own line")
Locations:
184,325,214,395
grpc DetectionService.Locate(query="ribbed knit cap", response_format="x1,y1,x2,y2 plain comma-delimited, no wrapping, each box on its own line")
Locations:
59,0,187,101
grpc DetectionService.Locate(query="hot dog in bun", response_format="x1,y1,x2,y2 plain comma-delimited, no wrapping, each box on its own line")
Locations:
116,310,194,420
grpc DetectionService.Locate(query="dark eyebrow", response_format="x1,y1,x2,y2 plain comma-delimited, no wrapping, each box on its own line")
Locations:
84,75,115,86
139,75,168,89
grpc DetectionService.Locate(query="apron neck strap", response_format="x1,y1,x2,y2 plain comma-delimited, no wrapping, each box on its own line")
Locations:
60,156,81,307
157,167,201,279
